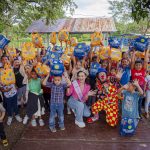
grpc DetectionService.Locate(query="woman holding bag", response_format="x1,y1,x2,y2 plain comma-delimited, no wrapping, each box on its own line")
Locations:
66,68,96,128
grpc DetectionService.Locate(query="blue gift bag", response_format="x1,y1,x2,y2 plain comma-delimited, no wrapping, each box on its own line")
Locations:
0,35,10,49
134,36,148,52
108,37,121,49
89,62,100,77
50,60,64,76
120,118,139,136
74,43,87,59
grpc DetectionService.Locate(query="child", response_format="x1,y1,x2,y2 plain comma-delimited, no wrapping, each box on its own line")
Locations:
144,71,150,118
43,74,71,132
131,49,149,117
118,80,143,136
0,103,8,147
119,80,143,120
23,69,45,127
0,83,22,126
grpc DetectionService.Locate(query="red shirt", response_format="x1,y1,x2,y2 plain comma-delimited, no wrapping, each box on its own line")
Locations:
131,68,146,88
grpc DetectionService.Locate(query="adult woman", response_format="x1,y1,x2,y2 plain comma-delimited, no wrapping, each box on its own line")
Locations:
66,68,95,128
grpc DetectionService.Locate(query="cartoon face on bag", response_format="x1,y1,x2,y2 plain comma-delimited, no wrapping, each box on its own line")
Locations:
124,96,133,112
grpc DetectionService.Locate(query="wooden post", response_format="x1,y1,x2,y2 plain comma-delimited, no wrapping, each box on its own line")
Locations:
47,33,49,47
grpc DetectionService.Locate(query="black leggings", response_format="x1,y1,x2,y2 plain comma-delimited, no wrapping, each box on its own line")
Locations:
0,122,6,140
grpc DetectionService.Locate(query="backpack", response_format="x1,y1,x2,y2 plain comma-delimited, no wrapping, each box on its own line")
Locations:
120,118,139,136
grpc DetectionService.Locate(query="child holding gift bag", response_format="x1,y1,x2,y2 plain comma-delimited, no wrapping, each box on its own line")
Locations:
43,73,71,132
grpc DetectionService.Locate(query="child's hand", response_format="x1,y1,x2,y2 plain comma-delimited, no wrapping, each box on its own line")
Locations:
116,70,123,80
133,79,139,87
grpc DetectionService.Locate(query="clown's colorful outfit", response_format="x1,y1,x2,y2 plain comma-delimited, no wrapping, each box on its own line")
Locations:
87,68,119,127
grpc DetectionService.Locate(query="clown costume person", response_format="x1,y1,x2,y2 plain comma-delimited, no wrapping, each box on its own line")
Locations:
87,68,119,127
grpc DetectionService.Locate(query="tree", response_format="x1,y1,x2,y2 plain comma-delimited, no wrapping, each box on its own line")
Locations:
108,0,150,34
0,0,77,32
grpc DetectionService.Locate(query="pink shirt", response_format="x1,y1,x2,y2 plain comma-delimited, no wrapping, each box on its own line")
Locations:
66,80,91,102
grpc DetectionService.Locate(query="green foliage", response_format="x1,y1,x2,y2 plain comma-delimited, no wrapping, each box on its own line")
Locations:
0,0,77,32
131,0,150,23
108,0,150,34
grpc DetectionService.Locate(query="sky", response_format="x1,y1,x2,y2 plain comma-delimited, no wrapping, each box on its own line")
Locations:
66,0,112,18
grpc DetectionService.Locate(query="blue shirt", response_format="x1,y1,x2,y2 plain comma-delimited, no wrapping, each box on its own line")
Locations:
122,90,140,118
46,82,67,104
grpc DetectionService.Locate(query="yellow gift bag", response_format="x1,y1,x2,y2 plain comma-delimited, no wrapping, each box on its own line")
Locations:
110,48,122,61
64,47,74,56
50,32,57,45
99,46,111,60
32,32,43,48
60,54,71,66
0,63,15,85
58,30,69,42
70,37,77,47
91,32,103,47
22,42,36,60
35,63,50,76
7,47,16,57
135,51,145,58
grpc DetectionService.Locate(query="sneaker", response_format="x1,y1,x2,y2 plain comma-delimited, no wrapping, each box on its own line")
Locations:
15,115,22,122
144,112,149,119
60,126,65,131
7,117,13,126
87,117,99,124
67,108,71,115
39,119,44,126
23,115,29,125
49,127,57,133
75,120,85,128
31,119,37,127
2,139,8,147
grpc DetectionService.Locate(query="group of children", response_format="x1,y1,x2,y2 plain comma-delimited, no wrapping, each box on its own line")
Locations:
0,45,150,146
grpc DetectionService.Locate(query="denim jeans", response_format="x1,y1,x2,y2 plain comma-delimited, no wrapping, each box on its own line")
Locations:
49,103,64,128
5,94,18,117
68,96,91,122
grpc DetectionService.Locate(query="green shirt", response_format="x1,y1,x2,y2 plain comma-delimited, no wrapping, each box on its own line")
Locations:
28,78,42,95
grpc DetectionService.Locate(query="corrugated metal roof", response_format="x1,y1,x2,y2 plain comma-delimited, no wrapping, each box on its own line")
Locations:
26,17,117,33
